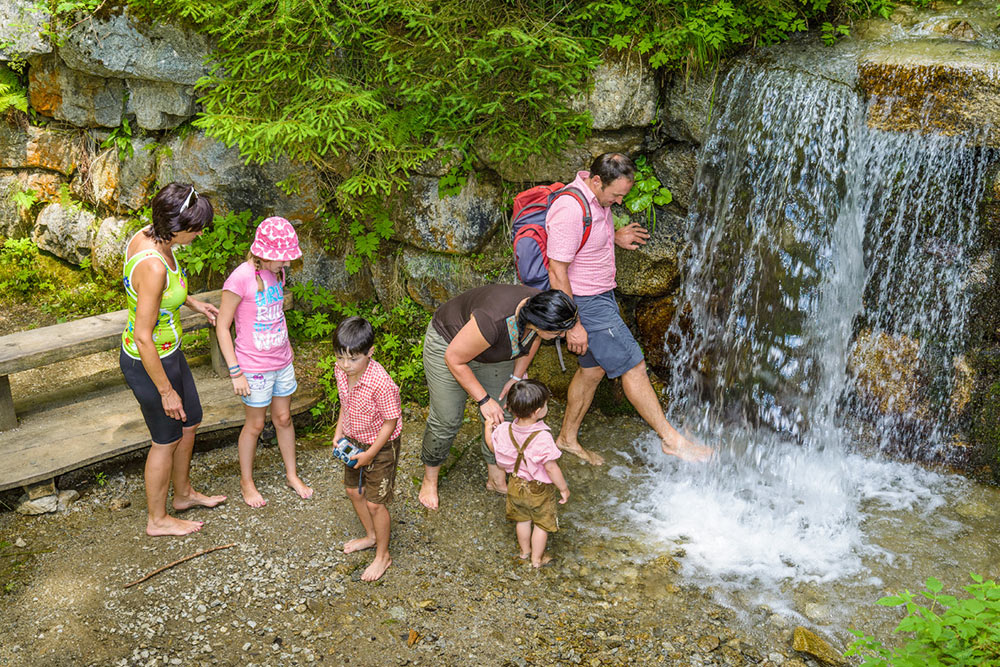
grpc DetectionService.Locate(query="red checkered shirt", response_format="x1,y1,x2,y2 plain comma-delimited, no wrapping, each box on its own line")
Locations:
335,359,402,444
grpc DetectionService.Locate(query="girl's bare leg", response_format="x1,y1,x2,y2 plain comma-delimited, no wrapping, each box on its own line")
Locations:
271,395,312,499
238,408,268,507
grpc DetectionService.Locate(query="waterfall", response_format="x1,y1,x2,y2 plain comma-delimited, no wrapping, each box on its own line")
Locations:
618,62,996,606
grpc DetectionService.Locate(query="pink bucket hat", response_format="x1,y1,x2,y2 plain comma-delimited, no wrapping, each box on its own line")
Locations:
251,216,302,261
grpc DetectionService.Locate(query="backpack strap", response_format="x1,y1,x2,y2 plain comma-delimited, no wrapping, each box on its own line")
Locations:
549,186,593,252
508,424,540,477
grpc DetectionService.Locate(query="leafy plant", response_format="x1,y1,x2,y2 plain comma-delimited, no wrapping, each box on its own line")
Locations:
0,64,28,115
95,471,107,487
846,574,1000,666
101,118,134,162
175,209,258,282
0,238,51,294
10,186,38,213
623,155,672,232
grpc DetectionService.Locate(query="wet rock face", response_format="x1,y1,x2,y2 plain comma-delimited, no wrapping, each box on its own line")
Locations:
635,294,678,376
389,172,504,255
614,208,685,296
32,202,96,264
27,54,125,128
59,13,210,85
848,329,927,419
0,124,81,175
859,42,1000,145
0,0,50,60
570,58,659,131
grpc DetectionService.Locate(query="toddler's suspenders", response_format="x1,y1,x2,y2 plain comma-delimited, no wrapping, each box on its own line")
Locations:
508,425,539,477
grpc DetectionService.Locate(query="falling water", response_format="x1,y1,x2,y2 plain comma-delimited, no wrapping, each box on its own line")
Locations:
612,61,998,618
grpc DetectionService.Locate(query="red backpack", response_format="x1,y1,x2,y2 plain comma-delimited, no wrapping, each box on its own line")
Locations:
510,183,592,290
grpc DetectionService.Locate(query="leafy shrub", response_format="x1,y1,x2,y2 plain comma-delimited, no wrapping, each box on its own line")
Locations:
175,209,258,283
846,574,1000,666
623,155,672,232
287,282,430,420
0,238,51,294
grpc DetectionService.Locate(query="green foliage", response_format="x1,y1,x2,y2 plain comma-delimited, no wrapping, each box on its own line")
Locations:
0,238,51,294
175,209,258,281
0,64,28,115
101,118,134,162
846,574,1000,667
623,155,672,232
10,186,38,213
95,471,108,487
287,281,430,419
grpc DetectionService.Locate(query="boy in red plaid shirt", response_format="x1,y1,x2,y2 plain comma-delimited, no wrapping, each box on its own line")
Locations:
332,316,402,582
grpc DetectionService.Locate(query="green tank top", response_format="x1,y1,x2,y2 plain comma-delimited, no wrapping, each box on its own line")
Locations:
121,243,189,359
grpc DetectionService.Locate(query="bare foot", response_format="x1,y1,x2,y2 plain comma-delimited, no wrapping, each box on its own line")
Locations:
343,536,376,554
418,479,439,510
146,515,203,537
662,433,713,463
532,553,553,568
518,552,530,560
173,490,227,511
361,555,392,582
556,439,605,466
286,475,314,499
485,479,508,495
240,480,267,508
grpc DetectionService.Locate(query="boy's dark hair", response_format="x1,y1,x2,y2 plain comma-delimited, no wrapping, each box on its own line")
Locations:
506,379,550,419
333,316,375,355
147,182,213,243
589,152,636,184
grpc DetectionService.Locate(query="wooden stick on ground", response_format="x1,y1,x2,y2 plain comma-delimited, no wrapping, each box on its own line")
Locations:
124,543,236,589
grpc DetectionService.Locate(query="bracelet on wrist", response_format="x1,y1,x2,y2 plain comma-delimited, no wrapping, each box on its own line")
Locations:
509,374,522,382
230,371,244,379
476,394,491,407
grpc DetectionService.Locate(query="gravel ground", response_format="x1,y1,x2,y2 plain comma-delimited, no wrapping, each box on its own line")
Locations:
0,402,827,667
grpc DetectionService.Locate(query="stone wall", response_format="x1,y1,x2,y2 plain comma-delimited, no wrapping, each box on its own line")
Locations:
0,1,707,368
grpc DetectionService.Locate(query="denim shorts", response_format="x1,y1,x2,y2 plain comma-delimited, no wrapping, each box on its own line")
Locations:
575,290,645,379
242,362,297,408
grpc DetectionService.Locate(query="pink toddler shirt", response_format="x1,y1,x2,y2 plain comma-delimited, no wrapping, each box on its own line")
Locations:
544,170,616,296
222,261,293,372
491,420,562,484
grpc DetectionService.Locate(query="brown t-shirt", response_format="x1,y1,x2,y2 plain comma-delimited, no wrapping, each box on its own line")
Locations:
431,285,541,363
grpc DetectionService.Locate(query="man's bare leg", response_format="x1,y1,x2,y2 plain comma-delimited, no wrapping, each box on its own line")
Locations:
555,365,606,465
620,361,713,462
485,463,507,494
418,464,440,510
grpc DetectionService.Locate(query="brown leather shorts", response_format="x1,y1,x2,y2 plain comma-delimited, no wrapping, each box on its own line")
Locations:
344,437,401,505
505,475,559,533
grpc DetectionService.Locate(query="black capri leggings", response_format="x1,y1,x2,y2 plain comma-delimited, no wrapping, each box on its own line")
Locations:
120,348,203,445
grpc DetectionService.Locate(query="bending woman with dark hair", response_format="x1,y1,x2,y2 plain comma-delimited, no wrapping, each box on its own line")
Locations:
418,285,578,510
120,182,226,536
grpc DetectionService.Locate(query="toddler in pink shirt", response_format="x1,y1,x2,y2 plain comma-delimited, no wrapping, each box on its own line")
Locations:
485,379,570,567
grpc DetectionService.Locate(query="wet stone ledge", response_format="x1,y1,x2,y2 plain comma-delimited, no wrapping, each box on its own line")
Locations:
859,41,1000,145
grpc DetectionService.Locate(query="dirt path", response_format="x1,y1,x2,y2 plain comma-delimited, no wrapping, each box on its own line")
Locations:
0,405,813,667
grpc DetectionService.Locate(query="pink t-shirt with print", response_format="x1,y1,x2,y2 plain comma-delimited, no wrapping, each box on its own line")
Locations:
545,170,616,296
222,261,293,372
491,420,562,484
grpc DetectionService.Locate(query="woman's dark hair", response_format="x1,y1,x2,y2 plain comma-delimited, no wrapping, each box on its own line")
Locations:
507,379,550,419
517,289,578,335
146,182,213,243
333,316,375,355
589,152,636,184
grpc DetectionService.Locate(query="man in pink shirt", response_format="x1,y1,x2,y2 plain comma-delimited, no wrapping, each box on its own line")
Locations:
546,152,711,465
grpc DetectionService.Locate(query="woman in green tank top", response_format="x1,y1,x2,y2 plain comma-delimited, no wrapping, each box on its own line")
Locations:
119,183,227,537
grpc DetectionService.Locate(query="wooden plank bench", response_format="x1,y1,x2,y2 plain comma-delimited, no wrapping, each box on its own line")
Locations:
0,290,319,494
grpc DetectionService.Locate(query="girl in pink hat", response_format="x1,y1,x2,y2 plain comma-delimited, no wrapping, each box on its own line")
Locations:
215,216,313,506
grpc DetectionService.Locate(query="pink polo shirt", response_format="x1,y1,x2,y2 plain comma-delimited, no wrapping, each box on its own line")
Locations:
545,170,616,296
491,420,561,484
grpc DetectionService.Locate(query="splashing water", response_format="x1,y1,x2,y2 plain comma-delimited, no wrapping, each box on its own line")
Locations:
618,62,997,615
